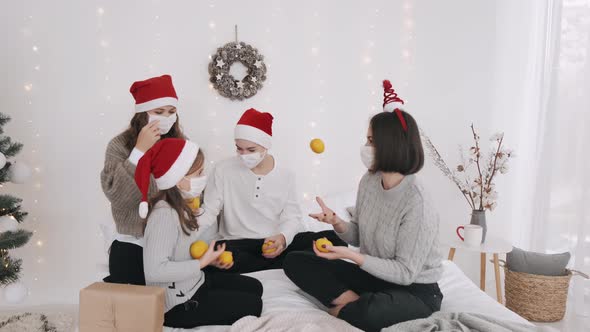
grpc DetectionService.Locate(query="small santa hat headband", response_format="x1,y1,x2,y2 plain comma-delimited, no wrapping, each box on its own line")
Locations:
130,75,178,113
382,80,407,131
134,138,199,218
234,108,274,149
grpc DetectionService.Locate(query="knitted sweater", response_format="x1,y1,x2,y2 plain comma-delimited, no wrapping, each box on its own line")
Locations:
100,132,157,237
143,200,206,312
337,172,443,285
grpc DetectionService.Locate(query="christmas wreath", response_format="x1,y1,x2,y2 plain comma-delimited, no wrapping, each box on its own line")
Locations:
208,41,267,100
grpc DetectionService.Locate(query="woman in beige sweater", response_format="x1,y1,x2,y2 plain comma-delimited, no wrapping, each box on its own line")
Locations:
100,75,187,285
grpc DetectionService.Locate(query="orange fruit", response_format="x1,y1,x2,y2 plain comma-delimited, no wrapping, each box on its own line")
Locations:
262,241,277,254
219,251,233,265
315,237,333,253
186,197,200,210
190,240,208,259
310,138,325,154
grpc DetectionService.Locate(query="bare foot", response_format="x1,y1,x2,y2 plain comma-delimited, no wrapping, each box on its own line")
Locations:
332,290,360,306
328,304,345,317
328,290,360,317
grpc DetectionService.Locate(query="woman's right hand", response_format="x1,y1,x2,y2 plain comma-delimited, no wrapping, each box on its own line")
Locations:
199,241,225,268
309,197,346,232
135,121,161,152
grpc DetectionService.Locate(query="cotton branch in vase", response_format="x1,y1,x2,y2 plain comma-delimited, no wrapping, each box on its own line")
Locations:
421,125,514,212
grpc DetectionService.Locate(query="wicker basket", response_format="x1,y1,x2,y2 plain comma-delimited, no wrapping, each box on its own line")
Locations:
500,260,589,322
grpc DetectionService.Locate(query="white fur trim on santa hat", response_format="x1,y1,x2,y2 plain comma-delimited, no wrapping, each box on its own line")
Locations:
139,201,149,219
135,97,179,113
383,102,404,112
155,141,200,189
234,124,272,149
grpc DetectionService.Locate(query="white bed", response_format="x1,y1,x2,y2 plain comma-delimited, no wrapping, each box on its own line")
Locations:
97,191,532,331
165,260,531,332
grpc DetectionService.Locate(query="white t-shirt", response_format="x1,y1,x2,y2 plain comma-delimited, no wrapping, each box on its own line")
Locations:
200,156,303,245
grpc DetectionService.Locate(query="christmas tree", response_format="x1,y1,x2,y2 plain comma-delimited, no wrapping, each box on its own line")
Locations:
0,112,32,285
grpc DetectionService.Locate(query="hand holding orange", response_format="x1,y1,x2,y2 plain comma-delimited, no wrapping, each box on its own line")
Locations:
262,241,277,254
218,251,233,265
315,237,333,253
190,240,209,259
186,197,200,211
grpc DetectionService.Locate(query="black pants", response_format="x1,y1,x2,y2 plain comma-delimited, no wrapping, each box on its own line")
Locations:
284,251,443,332
164,272,263,328
103,240,145,285
212,230,348,274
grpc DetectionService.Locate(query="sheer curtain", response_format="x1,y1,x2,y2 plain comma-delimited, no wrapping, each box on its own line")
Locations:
525,0,590,318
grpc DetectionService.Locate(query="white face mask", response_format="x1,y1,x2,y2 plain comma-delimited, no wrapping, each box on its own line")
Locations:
179,175,207,199
360,145,375,170
239,151,266,169
148,113,177,135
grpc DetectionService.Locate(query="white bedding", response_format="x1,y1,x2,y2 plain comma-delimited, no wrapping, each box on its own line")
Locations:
166,260,531,332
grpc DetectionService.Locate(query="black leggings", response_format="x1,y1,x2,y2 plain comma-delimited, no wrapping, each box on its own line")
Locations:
103,240,145,285
164,272,263,328
284,251,443,332
212,230,348,274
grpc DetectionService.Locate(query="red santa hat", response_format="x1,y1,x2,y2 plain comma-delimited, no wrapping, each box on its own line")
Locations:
130,74,178,113
134,138,199,218
382,79,408,131
234,108,274,149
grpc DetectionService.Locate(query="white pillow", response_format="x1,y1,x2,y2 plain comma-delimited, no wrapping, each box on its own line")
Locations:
301,190,357,232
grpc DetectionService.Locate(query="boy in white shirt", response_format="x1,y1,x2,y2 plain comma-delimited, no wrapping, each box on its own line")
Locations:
201,108,345,273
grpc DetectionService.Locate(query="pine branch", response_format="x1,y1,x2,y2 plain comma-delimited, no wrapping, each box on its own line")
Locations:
0,230,32,250
0,162,11,182
0,137,23,158
0,113,10,133
0,257,22,286
0,195,26,221
11,211,28,223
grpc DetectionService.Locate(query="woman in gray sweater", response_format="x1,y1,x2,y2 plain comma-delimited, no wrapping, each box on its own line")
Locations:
284,81,443,332
137,138,263,328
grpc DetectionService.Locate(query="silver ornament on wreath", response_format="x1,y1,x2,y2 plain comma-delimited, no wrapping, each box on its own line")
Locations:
208,26,267,101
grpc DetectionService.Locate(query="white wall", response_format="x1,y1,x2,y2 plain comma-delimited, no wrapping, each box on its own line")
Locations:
0,0,544,305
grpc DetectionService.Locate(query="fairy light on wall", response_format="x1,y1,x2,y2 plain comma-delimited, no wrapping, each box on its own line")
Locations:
305,4,327,200
17,12,46,289
401,1,415,89
96,7,110,138
151,9,162,75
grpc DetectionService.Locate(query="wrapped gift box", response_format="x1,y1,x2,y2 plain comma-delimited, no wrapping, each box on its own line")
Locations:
79,282,165,332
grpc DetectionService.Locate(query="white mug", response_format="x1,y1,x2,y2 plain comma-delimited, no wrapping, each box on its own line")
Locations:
456,225,483,247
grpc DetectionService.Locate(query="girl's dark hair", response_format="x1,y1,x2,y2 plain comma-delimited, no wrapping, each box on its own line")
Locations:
148,150,204,235
369,110,424,175
122,112,185,151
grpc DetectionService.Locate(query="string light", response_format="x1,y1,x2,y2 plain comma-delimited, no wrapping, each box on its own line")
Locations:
401,1,415,90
